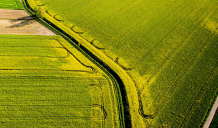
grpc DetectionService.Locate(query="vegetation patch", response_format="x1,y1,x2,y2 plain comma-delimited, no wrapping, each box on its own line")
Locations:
210,109,218,128
0,0,24,10
0,35,122,127
33,0,218,127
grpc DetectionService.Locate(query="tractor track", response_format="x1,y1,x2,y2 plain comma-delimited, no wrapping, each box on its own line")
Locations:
22,0,133,127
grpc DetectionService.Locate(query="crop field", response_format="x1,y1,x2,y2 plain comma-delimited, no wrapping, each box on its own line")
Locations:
33,0,218,127
0,35,122,127
0,0,24,10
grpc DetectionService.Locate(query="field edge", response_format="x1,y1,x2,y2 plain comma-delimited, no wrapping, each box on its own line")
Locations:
21,0,143,127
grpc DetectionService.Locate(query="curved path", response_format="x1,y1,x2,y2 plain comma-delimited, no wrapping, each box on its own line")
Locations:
204,97,218,128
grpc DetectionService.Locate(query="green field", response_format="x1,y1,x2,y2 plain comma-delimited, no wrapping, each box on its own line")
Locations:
0,35,122,127
31,0,218,127
0,0,24,9
210,109,218,128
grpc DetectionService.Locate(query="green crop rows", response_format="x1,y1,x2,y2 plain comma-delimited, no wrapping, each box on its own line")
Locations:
35,0,218,127
0,35,121,127
0,0,24,9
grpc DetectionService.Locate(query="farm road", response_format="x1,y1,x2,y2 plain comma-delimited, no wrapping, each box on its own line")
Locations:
204,97,218,128
0,9,55,35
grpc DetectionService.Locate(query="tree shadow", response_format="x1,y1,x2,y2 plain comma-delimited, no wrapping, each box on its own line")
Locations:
5,20,35,28
9,16,33,23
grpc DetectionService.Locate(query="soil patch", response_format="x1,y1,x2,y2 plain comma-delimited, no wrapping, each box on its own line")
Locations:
0,9,32,19
0,9,55,35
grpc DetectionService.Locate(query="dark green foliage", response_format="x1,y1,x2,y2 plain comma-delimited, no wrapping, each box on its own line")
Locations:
210,109,218,128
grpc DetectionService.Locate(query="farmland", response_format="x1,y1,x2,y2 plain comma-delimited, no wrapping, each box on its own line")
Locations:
0,34,123,127
0,0,24,10
0,9,56,35
0,0,126,127
31,0,218,127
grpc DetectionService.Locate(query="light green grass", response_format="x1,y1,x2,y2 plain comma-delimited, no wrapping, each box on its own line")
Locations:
0,35,121,127
35,0,218,127
0,0,24,10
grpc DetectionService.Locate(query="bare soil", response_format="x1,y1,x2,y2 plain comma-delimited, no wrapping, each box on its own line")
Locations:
0,9,32,19
0,9,55,35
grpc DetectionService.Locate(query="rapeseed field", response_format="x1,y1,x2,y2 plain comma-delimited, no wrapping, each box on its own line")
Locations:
32,0,218,127
0,34,123,127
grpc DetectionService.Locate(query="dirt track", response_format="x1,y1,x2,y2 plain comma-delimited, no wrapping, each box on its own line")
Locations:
204,97,218,128
0,9,55,35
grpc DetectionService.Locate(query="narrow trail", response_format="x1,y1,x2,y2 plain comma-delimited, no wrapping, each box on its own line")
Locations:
204,97,218,128
0,9,55,35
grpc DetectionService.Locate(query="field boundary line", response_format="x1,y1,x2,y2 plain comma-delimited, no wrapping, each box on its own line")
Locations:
23,0,140,127
54,38,96,73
